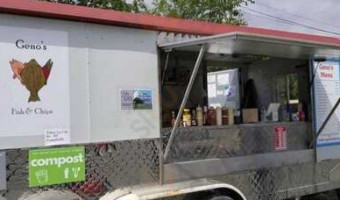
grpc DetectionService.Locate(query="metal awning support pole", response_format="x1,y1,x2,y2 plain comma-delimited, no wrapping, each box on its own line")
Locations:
163,45,205,161
310,97,340,148
161,50,171,85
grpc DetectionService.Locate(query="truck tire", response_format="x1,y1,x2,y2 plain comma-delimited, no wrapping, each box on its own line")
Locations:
203,196,235,200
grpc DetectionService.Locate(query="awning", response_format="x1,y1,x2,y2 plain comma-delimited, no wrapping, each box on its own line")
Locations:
159,32,340,59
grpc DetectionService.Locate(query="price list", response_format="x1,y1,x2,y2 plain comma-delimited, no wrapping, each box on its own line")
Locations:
314,61,340,145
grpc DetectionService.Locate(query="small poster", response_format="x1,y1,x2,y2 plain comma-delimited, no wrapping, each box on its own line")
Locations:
275,126,287,151
120,89,153,110
0,25,70,147
44,128,71,146
208,84,217,98
207,69,240,109
29,146,85,187
217,74,230,86
0,152,5,190
207,75,216,83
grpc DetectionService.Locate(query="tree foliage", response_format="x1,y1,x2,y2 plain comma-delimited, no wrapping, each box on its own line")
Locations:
40,0,254,25
151,0,254,25
42,0,148,13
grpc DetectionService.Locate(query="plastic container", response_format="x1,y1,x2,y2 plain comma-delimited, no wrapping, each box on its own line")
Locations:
216,107,222,126
228,108,234,125
207,107,217,125
196,105,203,126
222,107,229,125
183,109,192,127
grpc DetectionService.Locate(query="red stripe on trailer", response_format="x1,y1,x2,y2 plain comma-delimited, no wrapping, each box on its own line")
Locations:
0,0,340,46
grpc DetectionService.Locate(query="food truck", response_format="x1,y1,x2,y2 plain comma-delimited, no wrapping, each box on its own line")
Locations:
1,0,340,200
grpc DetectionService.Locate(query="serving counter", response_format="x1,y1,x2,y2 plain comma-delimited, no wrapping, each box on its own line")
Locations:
162,122,312,163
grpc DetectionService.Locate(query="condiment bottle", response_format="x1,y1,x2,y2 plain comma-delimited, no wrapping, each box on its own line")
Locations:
298,103,305,122
183,109,192,127
222,107,229,125
171,111,176,127
216,106,222,126
203,106,208,125
207,107,216,125
196,105,204,126
191,110,197,126
228,108,234,125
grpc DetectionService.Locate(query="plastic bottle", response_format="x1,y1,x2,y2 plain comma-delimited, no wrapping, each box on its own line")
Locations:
222,107,229,125
196,105,203,126
203,106,208,125
207,107,216,125
216,106,222,126
171,111,176,127
228,108,234,125
298,103,305,122
191,110,197,126
183,109,191,127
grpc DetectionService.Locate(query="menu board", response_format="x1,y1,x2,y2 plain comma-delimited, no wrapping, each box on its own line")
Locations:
313,60,340,145
207,69,240,109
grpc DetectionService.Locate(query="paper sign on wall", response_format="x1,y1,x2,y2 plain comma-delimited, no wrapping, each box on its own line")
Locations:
44,128,71,146
0,26,70,148
313,60,340,145
29,146,85,187
217,74,230,85
0,152,5,190
120,89,153,110
208,69,240,110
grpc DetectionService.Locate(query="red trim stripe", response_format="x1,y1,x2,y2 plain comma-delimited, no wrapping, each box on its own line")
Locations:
0,0,340,46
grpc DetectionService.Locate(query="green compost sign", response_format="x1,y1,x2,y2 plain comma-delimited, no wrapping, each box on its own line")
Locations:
29,146,85,187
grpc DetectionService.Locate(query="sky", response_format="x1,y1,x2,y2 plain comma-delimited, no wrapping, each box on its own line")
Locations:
242,0,340,38
140,0,340,38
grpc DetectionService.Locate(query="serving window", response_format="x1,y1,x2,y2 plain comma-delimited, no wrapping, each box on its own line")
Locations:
161,51,312,129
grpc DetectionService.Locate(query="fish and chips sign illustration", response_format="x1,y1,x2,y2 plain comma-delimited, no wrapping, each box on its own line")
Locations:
10,59,53,102
0,25,71,148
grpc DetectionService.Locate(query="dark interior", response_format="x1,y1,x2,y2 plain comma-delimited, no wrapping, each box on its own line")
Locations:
161,51,312,128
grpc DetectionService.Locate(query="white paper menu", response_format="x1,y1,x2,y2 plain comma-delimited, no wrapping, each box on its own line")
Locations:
313,60,340,146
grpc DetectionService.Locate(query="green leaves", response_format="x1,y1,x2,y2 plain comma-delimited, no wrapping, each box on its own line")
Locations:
41,0,148,13
39,0,254,25
151,0,254,25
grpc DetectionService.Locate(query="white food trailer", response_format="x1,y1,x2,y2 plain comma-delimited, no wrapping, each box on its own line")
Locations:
1,0,340,200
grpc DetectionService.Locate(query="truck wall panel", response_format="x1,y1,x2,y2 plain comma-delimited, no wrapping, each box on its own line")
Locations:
0,14,160,149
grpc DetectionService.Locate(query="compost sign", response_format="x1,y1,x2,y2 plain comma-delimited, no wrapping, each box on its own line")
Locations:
0,25,70,147
29,146,85,187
